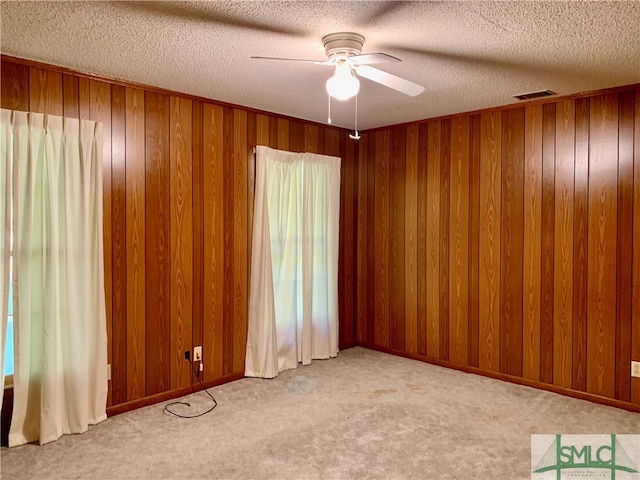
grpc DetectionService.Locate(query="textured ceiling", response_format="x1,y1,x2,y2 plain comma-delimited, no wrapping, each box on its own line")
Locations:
2,1,639,130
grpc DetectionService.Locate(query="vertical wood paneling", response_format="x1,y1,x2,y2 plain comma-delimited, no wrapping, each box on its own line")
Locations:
247,112,257,290
304,124,319,153
468,115,481,367
573,97,589,392
389,128,406,351
62,74,79,118
449,116,470,365
233,109,248,373
633,88,640,404
367,133,376,345
356,134,369,344
416,124,429,356
479,111,501,371
615,91,634,402
125,87,146,401
222,107,235,375
170,96,193,390
79,77,90,120
289,120,304,152
203,103,225,381
277,118,289,150
1,62,29,110
28,67,62,114
523,105,543,381
111,84,127,405
343,135,357,346
374,130,390,348
500,109,524,377
426,121,441,358
144,91,170,396
439,119,451,361
540,103,556,384
191,101,204,371
89,80,113,405
405,124,419,354
553,99,575,388
586,94,618,398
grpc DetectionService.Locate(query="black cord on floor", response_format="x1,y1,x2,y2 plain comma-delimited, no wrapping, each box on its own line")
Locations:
163,360,218,418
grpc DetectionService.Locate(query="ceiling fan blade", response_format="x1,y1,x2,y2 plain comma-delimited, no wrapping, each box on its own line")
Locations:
112,1,304,36
349,53,401,65
355,65,425,96
251,56,331,66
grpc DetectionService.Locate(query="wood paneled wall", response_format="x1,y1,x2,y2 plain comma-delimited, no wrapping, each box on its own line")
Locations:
1,57,358,411
355,87,640,409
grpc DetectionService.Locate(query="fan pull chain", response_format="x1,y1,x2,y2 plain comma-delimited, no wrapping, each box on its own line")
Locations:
349,94,361,140
327,94,332,124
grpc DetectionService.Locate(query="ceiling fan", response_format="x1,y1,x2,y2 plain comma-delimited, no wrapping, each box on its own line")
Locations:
251,32,425,101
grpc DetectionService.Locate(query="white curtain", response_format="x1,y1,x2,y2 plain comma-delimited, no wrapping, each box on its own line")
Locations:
245,145,340,378
1,109,108,446
0,110,12,410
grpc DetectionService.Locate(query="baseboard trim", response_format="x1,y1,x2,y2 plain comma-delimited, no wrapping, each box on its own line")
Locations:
358,343,640,414
106,372,244,417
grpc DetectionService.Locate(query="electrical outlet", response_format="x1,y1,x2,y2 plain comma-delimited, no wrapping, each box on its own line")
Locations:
632,361,640,378
193,346,202,362
184,350,190,361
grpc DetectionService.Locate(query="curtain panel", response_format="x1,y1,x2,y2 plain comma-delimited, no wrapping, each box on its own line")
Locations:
245,145,341,379
0,109,108,446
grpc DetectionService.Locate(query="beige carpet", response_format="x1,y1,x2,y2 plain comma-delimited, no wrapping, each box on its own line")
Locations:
1,347,639,479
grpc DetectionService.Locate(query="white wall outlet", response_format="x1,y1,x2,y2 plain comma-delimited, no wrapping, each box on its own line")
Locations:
632,361,640,378
193,346,203,362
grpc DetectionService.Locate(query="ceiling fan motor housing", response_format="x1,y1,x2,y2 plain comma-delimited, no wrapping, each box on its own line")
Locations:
322,32,365,59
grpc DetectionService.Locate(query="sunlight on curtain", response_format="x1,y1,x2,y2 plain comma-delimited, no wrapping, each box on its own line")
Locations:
0,110,12,407
2,109,108,446
245,146,340,378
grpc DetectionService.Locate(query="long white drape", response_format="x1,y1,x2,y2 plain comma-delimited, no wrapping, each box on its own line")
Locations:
0,110,11,410
245,146,340,378
1,109,108,446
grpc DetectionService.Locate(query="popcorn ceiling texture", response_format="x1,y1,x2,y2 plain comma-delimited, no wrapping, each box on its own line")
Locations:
1,1,639,130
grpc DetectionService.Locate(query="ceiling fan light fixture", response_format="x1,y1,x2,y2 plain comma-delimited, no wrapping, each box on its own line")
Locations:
326,62,360,101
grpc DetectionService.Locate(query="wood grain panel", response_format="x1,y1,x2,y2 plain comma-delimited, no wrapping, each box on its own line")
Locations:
367,132,376,344
479,111,501,371
615,91,634,401
449,116,470,365
540,103,556,384
28,67,62,115
356,134,369,344
417,124,429,356
62,74,79,118
79,77,90,120
338,134,346,346
553,99,575,388
439,119,451,361
89,80,113,405
325,128,341,157
573,97,589,392
304,124,319,153
233,109,248,373
633,88,640,404
586,93,618,398
125,87,146,401
426,121,441,358
523,105,543,381
222,107,235,375
144,91,171,396
374,130,390,348
1,61,29,110
269,116,278,148
246,111,256,332
191,101,204,370
405,124,419,354
468,115,481,367
343,135,357,346
170,96,193,390
256,114,270,145
111,84,127,405
289,120,304,152
203,103,225,381
500,109,524,377
389,128,406,351
277,118,289,150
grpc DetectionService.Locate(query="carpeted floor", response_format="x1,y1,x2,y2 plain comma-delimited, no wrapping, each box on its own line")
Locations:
1,347,639,479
